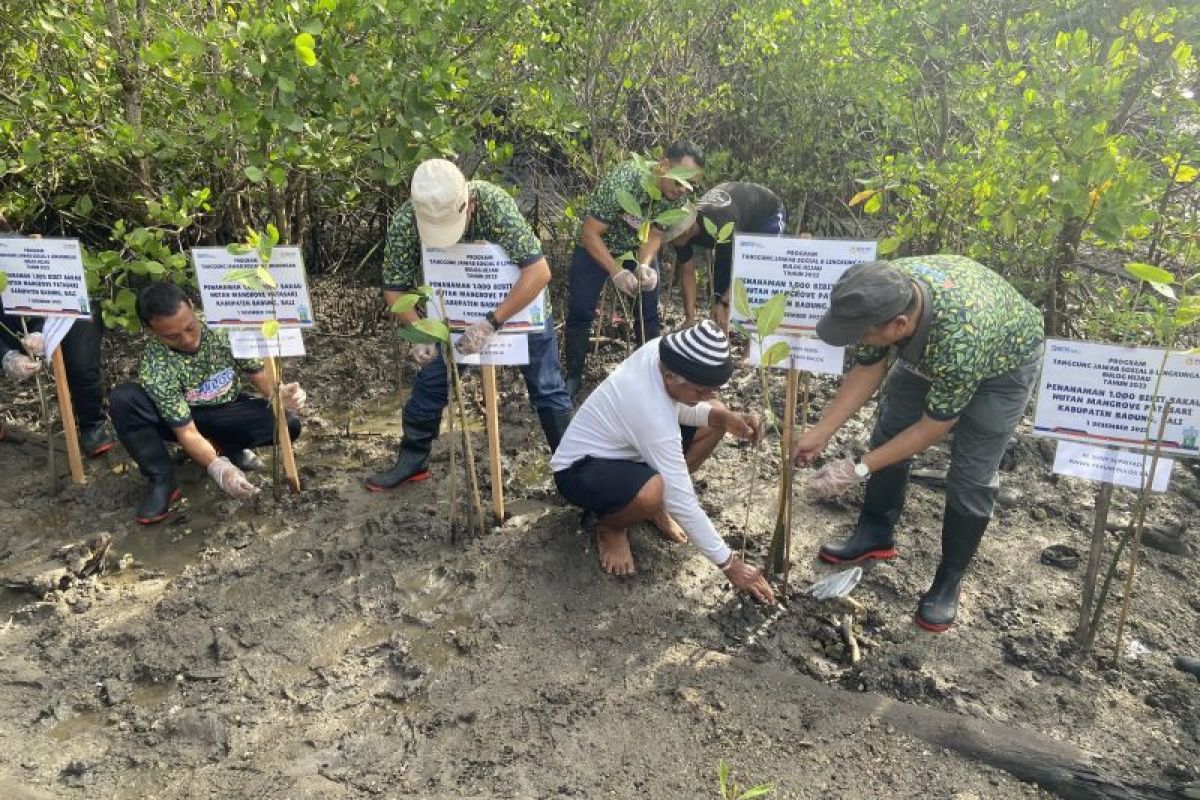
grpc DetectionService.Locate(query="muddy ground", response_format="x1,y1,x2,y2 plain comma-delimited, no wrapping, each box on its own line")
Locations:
0,282,1198,799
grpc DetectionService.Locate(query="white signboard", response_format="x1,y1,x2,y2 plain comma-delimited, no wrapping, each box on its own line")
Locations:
748,334,846,376
450,332,529,366
1052,441,1173,492
1033,339,1200,458
229,327,306,359
192,246,315,329
729,235,877,333
421,243,546,334
0,237,90,318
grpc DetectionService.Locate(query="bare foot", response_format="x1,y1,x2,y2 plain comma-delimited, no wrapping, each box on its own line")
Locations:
596,526,636,576
650,511,687,544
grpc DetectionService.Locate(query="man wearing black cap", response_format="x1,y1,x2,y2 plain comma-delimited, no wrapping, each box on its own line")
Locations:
551,320,776,604
793,256,1043,631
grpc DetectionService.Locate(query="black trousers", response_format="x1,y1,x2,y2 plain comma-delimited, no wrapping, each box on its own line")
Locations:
109,383,301,454
0,304,105,428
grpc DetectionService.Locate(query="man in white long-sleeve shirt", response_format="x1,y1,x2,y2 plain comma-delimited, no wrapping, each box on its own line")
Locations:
551,321,776,603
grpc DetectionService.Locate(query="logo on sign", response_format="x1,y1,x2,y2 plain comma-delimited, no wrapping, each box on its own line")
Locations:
186,367,235,403
739,239,764,249
849,245,874,256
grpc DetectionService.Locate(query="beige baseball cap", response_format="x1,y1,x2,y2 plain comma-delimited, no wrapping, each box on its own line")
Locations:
410,159,469,247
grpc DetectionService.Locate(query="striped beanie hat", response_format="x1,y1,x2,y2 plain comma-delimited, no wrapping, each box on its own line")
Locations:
659,320,734,388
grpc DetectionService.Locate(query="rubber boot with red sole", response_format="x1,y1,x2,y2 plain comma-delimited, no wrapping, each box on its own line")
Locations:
365,414,439,492
120,426,180,525
817,461,910,564
915,505,989,632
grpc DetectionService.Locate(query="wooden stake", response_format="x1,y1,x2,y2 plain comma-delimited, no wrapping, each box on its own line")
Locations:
50,347,86,485
263,356,300,492
481,364,504,524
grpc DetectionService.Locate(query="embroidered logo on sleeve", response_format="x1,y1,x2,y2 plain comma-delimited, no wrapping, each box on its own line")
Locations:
186,367,235,403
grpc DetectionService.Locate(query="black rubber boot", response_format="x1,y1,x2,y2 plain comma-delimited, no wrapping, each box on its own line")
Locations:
537,408,574,453
120,427,180,525
80,421,117,458
915,504,990,632
562,325,590,400
365,415,440,492
818,462,910,564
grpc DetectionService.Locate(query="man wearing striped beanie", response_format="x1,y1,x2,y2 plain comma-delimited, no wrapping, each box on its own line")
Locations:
551,320,776,603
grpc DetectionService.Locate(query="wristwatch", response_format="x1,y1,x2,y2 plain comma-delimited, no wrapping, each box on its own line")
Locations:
853,461,871,479
485,310,504,330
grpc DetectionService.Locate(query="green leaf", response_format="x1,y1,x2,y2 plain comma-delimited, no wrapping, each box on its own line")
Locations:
763,339,792,366
412,317,449,342
296,44,317,67
294,31,316,49
756,292,788,337
223,268,262,289
244,165,265,184
862,192,883,214
262,319,280,338
738,784,774,799
390,293,421,313
615,188,642,219
717,221,735,242
1125,262,1174,284
0,271,7,292
733,279,751,318
654,208,689,228
878,236,901,255
703,216,719,238
1149,281,1176,300
1174,164,1198,183
256,265,278,289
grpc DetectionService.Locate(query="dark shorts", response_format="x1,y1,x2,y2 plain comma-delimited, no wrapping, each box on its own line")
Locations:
555,425,697,515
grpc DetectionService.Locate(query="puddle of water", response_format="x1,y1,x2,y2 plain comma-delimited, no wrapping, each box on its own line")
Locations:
47,681,175,742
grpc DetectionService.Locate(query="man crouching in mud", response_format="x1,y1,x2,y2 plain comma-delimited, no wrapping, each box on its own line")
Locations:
551,320,776,604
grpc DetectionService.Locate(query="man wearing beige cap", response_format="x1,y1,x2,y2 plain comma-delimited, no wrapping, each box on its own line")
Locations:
792,256,1043,632
367,159,573,491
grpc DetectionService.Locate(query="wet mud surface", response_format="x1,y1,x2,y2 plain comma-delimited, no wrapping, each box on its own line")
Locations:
1,285,1198,798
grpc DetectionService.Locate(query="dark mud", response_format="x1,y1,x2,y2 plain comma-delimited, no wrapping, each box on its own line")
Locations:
1,282,1197,798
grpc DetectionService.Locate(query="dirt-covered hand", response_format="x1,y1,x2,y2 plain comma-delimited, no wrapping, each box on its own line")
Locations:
207,456,260,501
723,555,776,604
410,343,438,367
807,457,865,500
610,269,640,297
454,317,496,356
2,350,40,381
21,332,45,357
718,409,761,444
280,382,306,411
791,429,830,466
635,262,658,291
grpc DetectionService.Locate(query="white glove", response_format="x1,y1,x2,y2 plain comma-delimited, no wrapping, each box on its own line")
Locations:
610,269,640,297
455,317,497,355
410,343,438,367
280,382,306,411
807,458,867,501
3,350,40,381
207,456,260,501
21,332,45,357
635,262,658,291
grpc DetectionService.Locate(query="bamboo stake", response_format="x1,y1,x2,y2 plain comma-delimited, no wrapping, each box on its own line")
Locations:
766,366,800,576
1111,401,1172,663
1076,480,1114,648
263,356,300,492
481,364,505,524
51,347,85,485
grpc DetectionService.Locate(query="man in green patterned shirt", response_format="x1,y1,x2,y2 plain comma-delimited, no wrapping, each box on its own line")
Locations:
562,142,704,398
108,283,305,524
791,256,1044,632
367,159,573,491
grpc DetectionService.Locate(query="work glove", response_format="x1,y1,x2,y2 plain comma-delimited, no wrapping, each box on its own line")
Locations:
280,382,307,411
455,317,497,356
410,343,438,367
21,332,45,357
807,458,867,501
207,456,260,501
635,262,658,291
610,269,640,297
2,350,40,381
